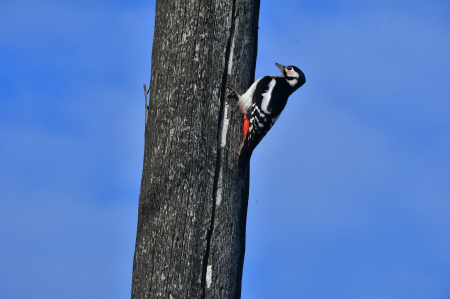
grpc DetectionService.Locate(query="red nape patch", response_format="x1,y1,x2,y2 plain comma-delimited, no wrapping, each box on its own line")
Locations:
243,116,249,140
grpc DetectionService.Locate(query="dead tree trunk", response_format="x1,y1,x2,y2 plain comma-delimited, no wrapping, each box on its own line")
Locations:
131,1,260,298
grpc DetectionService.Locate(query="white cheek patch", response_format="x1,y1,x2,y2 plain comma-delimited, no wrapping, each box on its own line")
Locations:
286,70,299,77
261,79,276,114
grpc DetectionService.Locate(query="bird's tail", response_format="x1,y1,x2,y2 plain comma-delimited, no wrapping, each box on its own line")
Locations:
237,138,253,171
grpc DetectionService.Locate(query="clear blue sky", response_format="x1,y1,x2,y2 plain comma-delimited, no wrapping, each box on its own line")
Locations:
1,0,449,298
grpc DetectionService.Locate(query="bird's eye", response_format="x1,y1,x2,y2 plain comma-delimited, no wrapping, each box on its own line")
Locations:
287,66,292,70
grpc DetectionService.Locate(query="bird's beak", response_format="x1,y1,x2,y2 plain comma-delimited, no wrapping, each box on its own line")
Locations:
275,63,285,74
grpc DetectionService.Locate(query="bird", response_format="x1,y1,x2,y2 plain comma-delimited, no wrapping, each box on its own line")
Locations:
227,63,306,170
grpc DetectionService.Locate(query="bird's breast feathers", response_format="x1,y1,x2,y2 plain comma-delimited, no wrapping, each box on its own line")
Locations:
238,77,261,115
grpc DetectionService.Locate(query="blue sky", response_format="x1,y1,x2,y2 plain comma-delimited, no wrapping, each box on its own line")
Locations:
1,0,449,298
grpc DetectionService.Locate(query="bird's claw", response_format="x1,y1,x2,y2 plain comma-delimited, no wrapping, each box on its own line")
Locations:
226,84,239,99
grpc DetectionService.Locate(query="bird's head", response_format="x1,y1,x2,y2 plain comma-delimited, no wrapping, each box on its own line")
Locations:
275,63,306,88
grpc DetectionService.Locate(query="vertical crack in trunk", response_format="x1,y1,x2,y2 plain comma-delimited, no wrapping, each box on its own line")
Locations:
201,1,237,298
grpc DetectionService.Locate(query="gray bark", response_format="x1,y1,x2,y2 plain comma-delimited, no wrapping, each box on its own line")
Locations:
131,0,260,298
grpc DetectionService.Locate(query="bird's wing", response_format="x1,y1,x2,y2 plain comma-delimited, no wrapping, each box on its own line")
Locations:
252,76,275,108
237,76,276,169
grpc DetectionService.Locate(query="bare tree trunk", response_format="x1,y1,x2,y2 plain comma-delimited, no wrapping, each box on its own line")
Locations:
131,0,260,298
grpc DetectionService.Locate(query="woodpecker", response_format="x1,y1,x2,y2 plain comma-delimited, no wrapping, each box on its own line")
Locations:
228,63,306,169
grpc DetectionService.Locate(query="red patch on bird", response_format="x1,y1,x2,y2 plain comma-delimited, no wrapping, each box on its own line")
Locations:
243,116,249,140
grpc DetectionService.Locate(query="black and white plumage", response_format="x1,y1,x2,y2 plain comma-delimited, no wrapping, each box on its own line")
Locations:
228,63,306,169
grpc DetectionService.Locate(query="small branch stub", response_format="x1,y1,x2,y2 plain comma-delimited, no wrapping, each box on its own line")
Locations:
143,84,148,124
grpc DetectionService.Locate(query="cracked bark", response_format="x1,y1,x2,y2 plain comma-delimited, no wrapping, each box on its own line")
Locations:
131,0,260,298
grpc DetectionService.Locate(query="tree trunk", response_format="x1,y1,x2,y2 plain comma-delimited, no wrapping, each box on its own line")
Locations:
131,0,260,298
